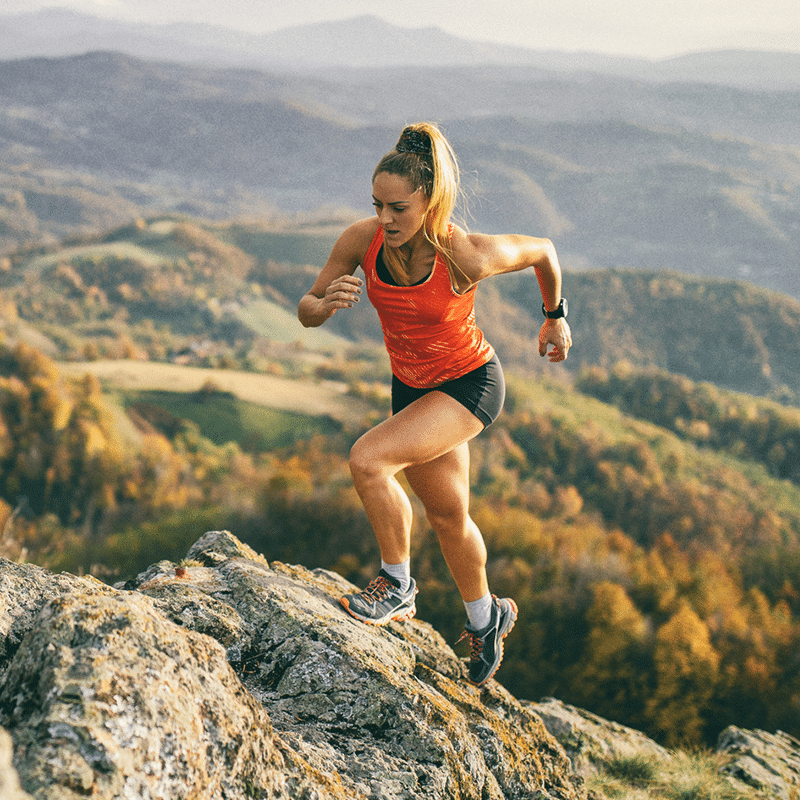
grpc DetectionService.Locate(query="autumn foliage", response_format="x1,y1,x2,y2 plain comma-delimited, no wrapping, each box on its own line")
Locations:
1,342,799,748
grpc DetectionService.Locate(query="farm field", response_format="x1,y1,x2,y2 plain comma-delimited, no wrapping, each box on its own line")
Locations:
57,359,376,424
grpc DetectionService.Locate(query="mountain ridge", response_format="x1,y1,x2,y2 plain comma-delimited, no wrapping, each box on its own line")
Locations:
1,51,798,301
2,9,799,90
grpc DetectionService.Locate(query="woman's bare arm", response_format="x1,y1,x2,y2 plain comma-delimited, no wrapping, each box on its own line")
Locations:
298,219,374,328
452,229,572,361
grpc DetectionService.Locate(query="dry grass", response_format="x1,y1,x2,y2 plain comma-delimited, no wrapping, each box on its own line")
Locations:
57,360,373,423
588,750,773,800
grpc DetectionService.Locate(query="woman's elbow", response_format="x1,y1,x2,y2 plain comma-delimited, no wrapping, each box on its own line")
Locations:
297,297,316,328
534,239,560,272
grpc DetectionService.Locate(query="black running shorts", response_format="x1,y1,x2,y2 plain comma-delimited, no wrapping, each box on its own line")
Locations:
391,352,505,430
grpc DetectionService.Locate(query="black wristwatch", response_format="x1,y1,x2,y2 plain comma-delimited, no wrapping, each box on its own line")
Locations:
542,298,568,319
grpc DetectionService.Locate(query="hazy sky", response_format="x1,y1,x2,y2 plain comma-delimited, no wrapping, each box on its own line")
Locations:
3,0,799,58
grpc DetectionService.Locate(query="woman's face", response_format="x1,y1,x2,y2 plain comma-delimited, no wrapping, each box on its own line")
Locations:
372,171,429,249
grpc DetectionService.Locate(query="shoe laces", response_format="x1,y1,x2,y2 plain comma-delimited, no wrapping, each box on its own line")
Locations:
456,629,483,661
362,576,392,602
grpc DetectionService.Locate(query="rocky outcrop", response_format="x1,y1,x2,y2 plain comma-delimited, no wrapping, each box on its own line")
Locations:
2,530,799,800
525,696,800,800
524,698,672,778
716,727,800,800
0,530,585,800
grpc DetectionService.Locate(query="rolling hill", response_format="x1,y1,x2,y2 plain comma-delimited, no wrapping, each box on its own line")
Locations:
1,215,799,406
0,48,798,300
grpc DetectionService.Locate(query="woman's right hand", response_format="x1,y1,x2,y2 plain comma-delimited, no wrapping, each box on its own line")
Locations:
298,218,374,328
322,274,363,315
298,274,363,327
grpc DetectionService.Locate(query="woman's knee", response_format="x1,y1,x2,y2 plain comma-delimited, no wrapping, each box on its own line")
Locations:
349,438,370,481
426,504,469,540
349,436,391,486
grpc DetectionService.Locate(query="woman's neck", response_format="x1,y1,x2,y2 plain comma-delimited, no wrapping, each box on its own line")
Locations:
384,228,436,286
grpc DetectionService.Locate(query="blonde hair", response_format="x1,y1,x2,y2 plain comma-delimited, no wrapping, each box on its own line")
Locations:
372,122,463,286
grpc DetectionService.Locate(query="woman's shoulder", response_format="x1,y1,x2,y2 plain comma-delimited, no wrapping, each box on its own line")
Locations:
327,217,381,266
341,217,381,249
450,225,497,255
451,226,557,282
449,226,497,275
450,226,544,285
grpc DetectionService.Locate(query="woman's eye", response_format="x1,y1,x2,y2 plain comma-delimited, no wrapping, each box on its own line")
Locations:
372,202,406,213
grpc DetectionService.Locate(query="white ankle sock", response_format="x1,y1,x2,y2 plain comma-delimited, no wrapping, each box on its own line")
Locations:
381,559,411,593
464,592,493,630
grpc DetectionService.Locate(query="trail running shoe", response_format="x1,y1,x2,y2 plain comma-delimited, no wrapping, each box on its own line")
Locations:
457,596,518,686
340,570,418,625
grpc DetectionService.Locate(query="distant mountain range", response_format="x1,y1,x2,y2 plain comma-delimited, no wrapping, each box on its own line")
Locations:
1,13,799,302
1,47,798,301
2,9,800,91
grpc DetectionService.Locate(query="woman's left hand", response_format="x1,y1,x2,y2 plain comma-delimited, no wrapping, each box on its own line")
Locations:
538,319,572,362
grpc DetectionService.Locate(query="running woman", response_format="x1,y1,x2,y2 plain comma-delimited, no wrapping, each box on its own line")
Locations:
298,122,571,686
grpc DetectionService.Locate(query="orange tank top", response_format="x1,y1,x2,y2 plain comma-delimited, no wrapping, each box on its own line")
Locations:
363,226,494,388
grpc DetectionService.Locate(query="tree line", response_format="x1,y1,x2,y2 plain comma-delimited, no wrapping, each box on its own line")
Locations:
1,343,799,747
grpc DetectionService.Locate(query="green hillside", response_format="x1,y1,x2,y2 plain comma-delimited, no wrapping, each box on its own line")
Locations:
2,215,799,407
235,299,349,351
0,216,360,369
491,268,800,401
123,388,340,451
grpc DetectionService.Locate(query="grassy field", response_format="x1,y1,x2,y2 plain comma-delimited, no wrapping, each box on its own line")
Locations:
235,299,351,351
223,226,342,266
122,388,340,450
57,360,375,424
25,241,169,274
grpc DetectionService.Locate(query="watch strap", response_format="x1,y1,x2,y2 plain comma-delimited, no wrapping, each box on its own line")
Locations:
542,298,568,319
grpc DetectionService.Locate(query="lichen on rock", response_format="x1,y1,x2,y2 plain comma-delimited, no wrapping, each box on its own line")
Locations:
0,531,585,799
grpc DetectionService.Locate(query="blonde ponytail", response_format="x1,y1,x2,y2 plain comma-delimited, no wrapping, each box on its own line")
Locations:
373,123,464,286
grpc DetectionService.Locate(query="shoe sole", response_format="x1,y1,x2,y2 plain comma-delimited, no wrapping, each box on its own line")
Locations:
340,596,417,626
469,598,518,687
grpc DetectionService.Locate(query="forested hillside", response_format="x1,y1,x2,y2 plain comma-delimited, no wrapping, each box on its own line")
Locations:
1,335,799,749
1,212,800,748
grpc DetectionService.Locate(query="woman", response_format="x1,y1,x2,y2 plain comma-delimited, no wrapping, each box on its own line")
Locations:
298,122,571,686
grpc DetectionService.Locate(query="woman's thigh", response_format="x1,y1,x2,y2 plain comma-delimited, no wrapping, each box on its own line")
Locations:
403,442,471,523
350,390,484,476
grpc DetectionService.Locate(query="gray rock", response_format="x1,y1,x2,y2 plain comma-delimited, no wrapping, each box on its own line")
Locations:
0,531,586,800
717,726,800,800
524,698,672,778
0,558,114,672
0,589,347,799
